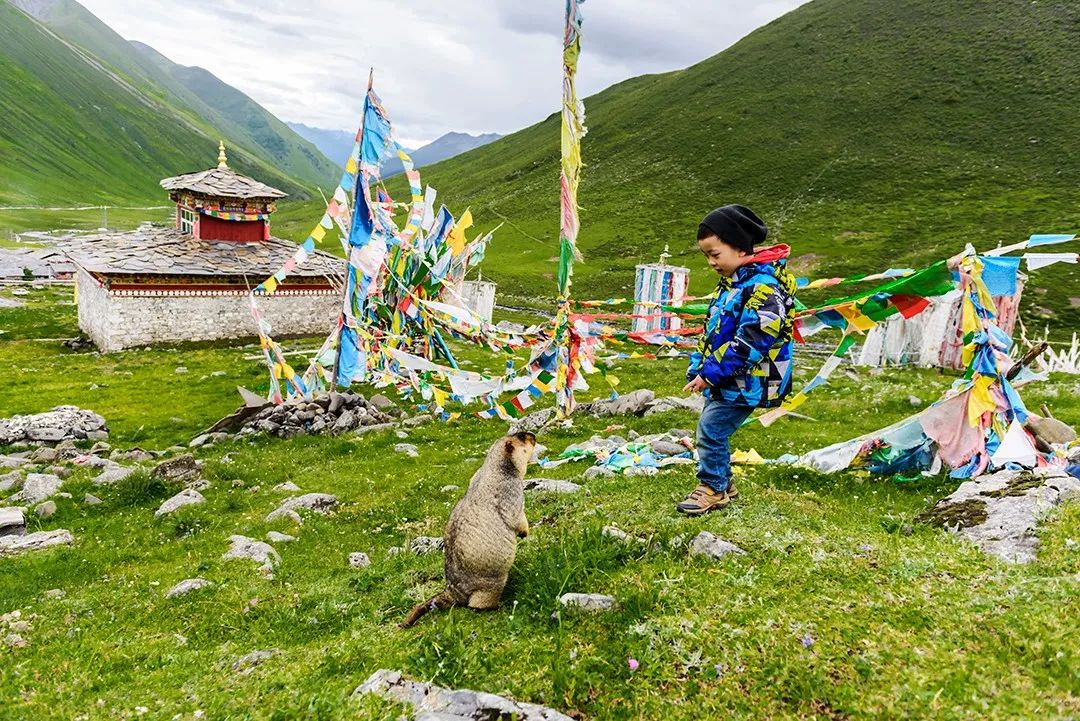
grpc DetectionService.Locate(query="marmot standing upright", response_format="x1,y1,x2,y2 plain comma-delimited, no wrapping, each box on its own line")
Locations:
401,431,536,627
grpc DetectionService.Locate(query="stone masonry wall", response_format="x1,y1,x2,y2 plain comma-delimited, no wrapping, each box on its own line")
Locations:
76,269,339,352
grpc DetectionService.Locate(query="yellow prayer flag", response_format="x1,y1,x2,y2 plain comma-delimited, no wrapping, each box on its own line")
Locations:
264,277,279,293
447,209,473,255
311,225,327,242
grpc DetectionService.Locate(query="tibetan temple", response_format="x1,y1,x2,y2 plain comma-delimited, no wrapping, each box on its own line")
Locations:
63,143,342,351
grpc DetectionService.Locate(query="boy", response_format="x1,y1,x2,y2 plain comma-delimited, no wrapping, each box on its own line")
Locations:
678,204,797,515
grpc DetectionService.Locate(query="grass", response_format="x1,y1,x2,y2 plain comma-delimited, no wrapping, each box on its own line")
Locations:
1,288,1078,720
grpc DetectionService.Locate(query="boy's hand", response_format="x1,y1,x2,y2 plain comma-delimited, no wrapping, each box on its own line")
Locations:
683,375,708,394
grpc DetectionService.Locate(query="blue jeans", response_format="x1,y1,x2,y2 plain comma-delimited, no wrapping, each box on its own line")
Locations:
696,397,754,493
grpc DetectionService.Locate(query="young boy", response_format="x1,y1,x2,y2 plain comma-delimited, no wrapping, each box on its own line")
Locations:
677,204,797,515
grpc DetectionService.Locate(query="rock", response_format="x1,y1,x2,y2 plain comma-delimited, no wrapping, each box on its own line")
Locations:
94,466,136,486
625,466,659,477
118,449,155,462
525,479,582,494
85,430,109,442
411,536,445,555
165,578,211,598
1027,415,1077,445
649,440,688,457
189,434,211,448
0,507,25,537
89,441,112,455
265,493,338,523
34,501,57,519
386,546,404,557
222,535,280,575
31,447,58,464
440,485,461,493
908,395,923,407
9,473,63,505
0,529,74,557
349,552,371,568
920,468,1080,563
83,493,103,506
232,649,278,674
211,371,227,377
558,593,618,612
273,482,301,492
689,531,746,560
5,634,28,649
327,392,346,415
643,395,705,417
602,525,638,544
511,410,561,439
175,366,188,374
43,588,65,599
583,389,655,418
154,489,206,518
394,443,419,458
582,466,615,480
369,393,395,411
0,405,107,445
0,456,28,470
354,669,575,721
152,455,201,484
0,470,22,492
333,410,356,432
48,465,72,479
266,531,296,543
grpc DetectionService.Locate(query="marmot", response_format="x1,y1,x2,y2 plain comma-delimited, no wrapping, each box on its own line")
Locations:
401,431,536,627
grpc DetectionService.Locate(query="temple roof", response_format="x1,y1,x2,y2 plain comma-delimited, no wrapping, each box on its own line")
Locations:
60,226,342,279
159,166,287,200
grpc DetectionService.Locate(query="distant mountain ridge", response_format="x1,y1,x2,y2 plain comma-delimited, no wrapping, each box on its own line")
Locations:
287,122,501,177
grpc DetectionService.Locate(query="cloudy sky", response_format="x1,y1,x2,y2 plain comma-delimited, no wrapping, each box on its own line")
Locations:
79,0,809,148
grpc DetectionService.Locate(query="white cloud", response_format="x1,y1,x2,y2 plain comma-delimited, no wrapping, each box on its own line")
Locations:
77,0,809,146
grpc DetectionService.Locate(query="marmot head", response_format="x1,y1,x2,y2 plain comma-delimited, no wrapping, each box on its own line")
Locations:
493,430,536,477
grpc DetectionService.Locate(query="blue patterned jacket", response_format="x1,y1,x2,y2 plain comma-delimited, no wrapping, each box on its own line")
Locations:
687,247,797,408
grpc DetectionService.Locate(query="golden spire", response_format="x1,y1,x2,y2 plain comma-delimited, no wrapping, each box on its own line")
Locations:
217,140,228,169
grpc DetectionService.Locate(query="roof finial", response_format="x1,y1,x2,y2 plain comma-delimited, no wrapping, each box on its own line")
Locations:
217,140,228,169
659,243,671,265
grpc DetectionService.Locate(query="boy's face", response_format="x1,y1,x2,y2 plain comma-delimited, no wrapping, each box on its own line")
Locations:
697,234,747,277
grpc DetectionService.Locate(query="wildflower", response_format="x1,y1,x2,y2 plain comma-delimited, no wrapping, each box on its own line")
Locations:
627,657,639,672
801,634,814,648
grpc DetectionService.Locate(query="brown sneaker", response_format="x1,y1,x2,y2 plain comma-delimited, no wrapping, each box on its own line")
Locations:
676,484,731,515
726,482,739,500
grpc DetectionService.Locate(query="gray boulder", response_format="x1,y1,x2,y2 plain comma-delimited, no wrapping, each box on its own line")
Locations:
34,501,57,519
9,473,63,505
165,578,211,598
0,507,25,538
920,468,1080,563
410,536,444,555
154,489,206,518
94,466,137,486
0,529,74,557
152,454,201,484
265,493,338,523
689,532,746,561
525,479,582,494
0,405,107,445
584,389,655,417
0,470,22,492
349,552,371,568
232,649,279,674
643,395,705,416
558,593,618,612
354,669,574,721
222,535,280,575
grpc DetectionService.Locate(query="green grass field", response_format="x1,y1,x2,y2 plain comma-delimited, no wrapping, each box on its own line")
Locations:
1,287,1078,720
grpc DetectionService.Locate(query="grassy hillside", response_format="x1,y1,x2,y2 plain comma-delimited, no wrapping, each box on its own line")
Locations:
0,0,329,205
405,0,1080,330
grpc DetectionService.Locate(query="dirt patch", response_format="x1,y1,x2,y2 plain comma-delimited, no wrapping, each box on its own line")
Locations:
1070,297,1080,309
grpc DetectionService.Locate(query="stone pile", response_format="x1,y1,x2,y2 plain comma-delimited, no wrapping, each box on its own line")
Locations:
511,389,704,433
0,406,108,445
232,392,397,440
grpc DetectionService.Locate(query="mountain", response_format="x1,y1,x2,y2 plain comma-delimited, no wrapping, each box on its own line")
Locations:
0,0,336,203
402,0,1080,329
287,122,501,177
285,122,357,171
128,41,338,190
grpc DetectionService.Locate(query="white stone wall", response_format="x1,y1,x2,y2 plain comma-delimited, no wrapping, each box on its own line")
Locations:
76,269,339,352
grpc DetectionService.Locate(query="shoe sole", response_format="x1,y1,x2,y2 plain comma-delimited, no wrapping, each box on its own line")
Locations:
676,501,730,516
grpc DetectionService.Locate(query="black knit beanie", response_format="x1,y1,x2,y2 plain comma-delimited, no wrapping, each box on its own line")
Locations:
698,204,768,253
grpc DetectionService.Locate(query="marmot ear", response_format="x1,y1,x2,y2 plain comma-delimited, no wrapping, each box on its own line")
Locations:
504,439,515,454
